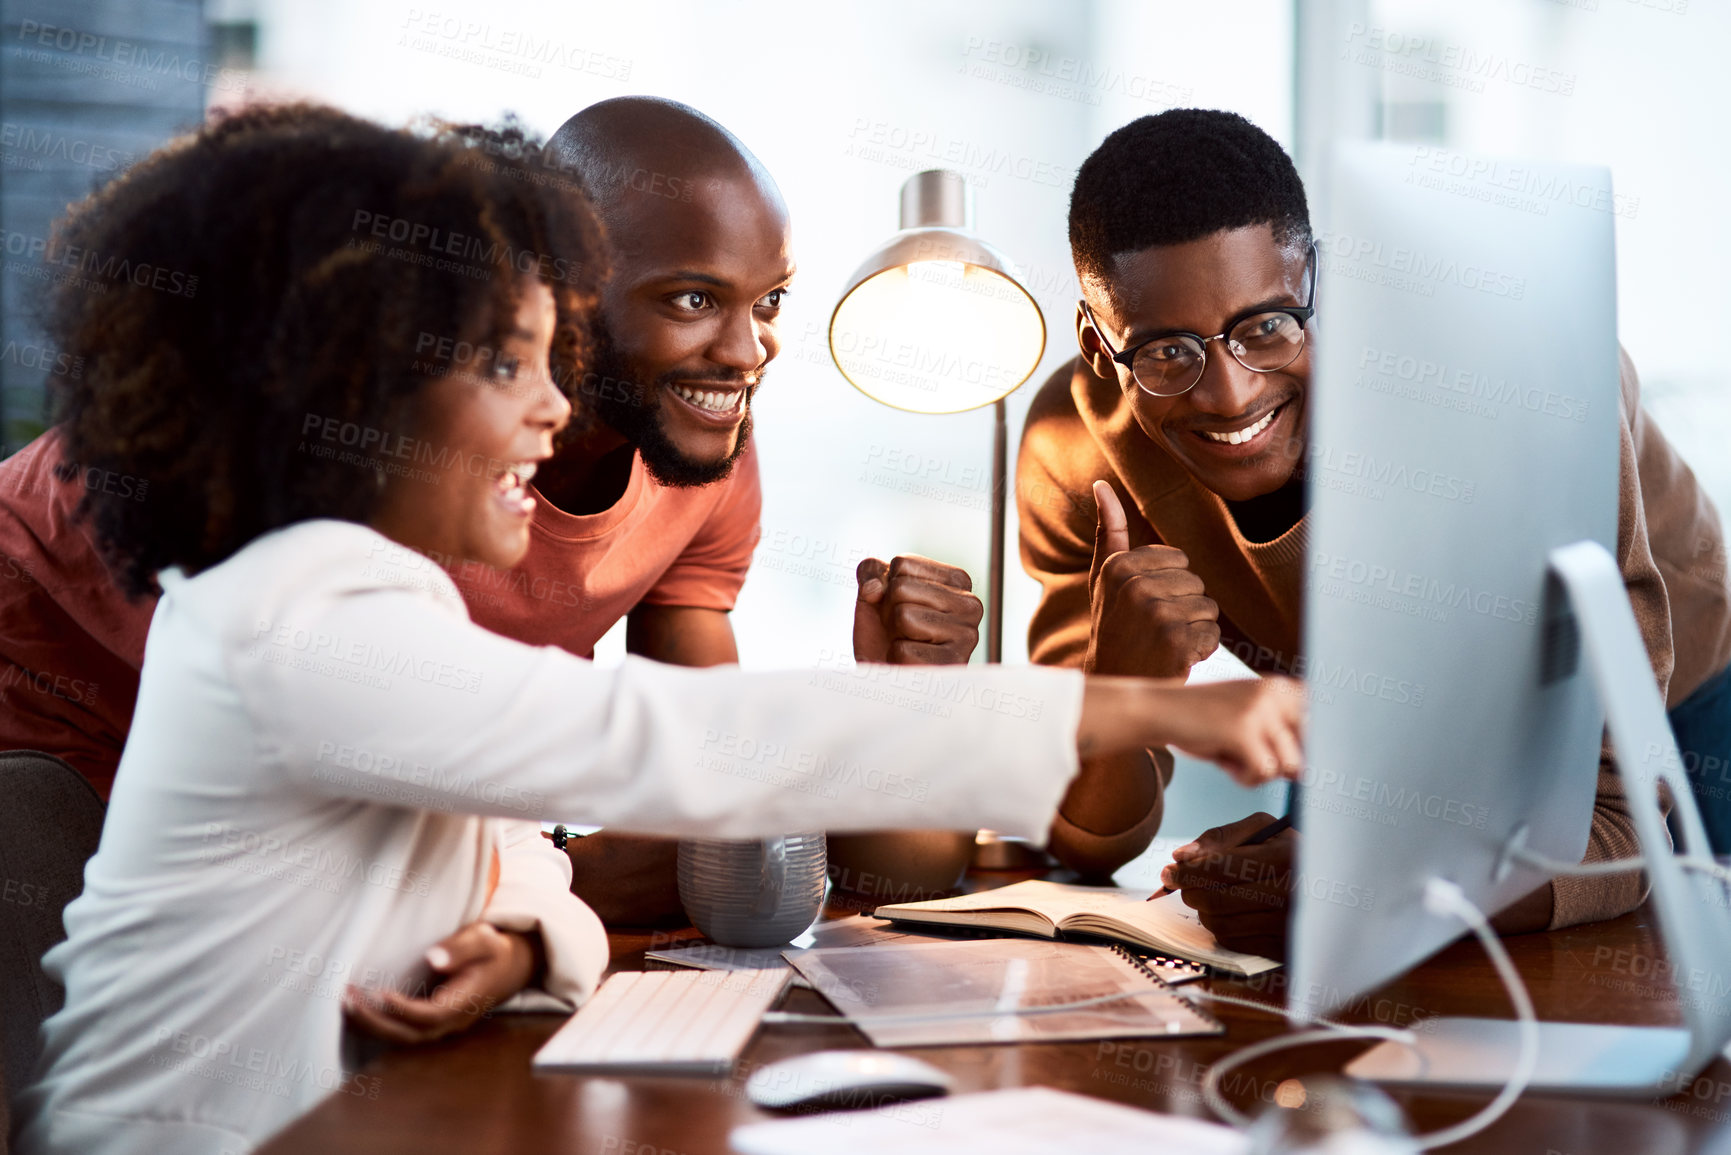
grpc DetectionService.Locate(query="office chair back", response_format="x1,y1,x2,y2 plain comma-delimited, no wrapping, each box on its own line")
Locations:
0,751,105,1120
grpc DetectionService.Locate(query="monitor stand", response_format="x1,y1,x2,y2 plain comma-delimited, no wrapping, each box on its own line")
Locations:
1345,1018,1691,1094
1346,541,1731,1097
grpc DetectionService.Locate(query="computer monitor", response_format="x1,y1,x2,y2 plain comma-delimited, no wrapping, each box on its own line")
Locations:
1291,143,1731,1093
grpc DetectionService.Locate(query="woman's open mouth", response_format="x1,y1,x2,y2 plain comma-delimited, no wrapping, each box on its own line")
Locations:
494,460,538,517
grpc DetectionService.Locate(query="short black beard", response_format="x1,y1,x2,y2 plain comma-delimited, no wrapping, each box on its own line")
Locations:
584,325,756,489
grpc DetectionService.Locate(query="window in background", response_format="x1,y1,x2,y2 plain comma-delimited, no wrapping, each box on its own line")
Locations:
0,0,210,452
1331,0,1731,530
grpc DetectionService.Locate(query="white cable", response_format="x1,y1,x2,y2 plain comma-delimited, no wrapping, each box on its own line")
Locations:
1511,848,1647,877
1180,988,1286,1018
1406,878,1539,1150
1182,988,1364,1035
1195,879,1536,1150
1687,859,1731,887
1510,845,1731,887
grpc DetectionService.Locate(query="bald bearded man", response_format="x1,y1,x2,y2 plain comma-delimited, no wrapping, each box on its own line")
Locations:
497,98,987,918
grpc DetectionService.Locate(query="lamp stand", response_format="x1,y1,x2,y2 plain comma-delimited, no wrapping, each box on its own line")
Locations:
972,396,1057,873
987,397,1006,664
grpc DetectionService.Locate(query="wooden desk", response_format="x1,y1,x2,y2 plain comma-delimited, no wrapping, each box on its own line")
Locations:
260,900,1731,1154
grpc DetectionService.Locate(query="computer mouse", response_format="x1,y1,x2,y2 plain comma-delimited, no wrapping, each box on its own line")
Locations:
745,1049,955,1111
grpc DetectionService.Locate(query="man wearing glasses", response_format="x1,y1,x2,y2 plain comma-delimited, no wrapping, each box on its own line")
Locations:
1017,109,1731,959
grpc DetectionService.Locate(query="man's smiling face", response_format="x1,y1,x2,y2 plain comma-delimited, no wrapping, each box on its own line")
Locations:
1079,223,1312,503
587,166,794,487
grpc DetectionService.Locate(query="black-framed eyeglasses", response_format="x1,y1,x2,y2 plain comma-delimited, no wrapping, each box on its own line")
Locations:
1081,243,1318,398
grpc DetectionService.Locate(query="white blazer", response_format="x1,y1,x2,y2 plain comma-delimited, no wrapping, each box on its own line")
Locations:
17,520,1083,1154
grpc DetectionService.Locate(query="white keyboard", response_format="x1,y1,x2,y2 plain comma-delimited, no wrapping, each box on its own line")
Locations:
533,967,791,1074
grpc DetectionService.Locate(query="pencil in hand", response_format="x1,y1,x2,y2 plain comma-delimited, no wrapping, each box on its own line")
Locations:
1146,815,1294,901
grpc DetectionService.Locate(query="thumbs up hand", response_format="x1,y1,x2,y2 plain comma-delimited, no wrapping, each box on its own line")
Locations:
1085,480,1221,678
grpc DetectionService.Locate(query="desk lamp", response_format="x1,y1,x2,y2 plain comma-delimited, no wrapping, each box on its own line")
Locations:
829,170,1047,870
828,169,1046,663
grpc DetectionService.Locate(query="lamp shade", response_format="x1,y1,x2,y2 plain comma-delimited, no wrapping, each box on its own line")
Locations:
828,171,1046,415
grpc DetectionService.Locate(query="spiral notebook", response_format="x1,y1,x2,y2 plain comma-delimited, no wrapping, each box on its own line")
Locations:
781,937,1222,1048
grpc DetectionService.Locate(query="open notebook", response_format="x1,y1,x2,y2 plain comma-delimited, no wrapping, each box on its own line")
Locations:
871,879,1280,977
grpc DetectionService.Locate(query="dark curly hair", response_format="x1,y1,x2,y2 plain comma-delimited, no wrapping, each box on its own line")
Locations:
44,103,607,596
1069,109,1310,289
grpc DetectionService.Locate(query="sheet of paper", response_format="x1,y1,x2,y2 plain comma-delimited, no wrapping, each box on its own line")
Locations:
729,1085,1249,1155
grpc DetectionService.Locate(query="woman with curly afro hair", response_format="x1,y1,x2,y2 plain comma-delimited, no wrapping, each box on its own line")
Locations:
15,105,1303,1155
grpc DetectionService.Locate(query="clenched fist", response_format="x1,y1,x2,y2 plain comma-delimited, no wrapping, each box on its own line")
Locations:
854,555,983,665
1086,480,1220,678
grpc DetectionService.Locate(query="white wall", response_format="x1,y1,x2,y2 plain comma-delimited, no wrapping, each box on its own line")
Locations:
1357,0,1731,520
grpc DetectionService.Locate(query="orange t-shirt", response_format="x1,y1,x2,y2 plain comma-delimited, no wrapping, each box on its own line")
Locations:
0,429,152,796
0,428,761,796
452,444,761,657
